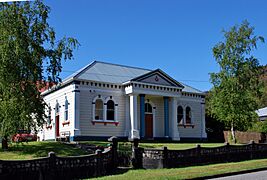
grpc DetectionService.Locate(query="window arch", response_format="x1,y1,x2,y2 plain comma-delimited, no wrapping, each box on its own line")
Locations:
95,99,104,120
107,100,115,120
177,106,183,124
186,106,192,124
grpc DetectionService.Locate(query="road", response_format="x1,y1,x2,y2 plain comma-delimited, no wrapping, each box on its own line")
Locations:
209,170,267,180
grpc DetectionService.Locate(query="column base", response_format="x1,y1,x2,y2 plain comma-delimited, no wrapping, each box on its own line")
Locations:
172,136,180,141
128,129,140,140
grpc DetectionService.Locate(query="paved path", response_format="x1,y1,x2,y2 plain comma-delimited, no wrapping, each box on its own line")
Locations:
209,170,267,180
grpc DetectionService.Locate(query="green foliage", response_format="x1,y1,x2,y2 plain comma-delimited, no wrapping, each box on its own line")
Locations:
0,1,79,142
209,21,264,131
249,121,267,133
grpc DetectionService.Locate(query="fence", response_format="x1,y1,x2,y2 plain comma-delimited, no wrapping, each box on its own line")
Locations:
0,137,118,180
224,131,267,144
132,139,267,169
3,138,267,179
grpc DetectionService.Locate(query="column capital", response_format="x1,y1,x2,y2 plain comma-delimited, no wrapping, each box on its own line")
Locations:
139,94,145,97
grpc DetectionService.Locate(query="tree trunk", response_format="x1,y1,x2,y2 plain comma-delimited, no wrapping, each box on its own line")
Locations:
2,136,8,150
231,123,236,144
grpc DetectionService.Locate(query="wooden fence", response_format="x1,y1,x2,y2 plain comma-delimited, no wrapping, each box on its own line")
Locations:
0,137,118,180
3,137,267,179
132,139,267,169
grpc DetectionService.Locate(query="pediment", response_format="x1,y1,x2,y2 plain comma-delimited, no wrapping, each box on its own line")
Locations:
131,69,184,88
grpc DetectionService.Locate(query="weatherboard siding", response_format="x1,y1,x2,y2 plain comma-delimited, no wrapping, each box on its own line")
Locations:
79,87,126,137
177,98,204,138
42,84,75,140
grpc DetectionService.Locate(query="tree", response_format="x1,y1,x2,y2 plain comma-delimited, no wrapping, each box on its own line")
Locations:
209,21,264,143
0,0,79,149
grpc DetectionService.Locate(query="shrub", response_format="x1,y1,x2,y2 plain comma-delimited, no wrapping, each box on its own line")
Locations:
249,121,267,133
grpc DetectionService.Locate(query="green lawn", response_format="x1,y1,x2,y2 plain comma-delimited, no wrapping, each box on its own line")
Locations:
93,158,267,180
79,141,226,150
0,141,88,160
139,142,225,150
0,141,228,160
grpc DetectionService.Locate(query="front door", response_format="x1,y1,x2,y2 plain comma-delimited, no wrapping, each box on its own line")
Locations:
145,114,153,138
55,115,60,137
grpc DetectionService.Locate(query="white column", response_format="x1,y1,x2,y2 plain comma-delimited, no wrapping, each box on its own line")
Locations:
73,88,81,137
201,102,207,139
171,97,180,141
183,108,186,124
129,94,139,140
125,95,130,136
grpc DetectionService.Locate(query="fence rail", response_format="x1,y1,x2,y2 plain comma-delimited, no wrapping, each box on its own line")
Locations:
0,137,118,180
2,138,267,179
132,139,267,169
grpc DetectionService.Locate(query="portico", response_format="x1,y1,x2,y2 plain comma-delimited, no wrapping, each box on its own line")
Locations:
124,77,183,140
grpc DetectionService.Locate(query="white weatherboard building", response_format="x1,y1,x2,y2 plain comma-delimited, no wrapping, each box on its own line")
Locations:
39,61,207,141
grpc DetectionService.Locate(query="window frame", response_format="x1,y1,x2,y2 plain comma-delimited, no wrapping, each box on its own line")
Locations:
91,95,119,125
185,106,192,124
92,96,105,121
64,97,69,121
177,105,183,124
95,99,104,120
106,100,115,121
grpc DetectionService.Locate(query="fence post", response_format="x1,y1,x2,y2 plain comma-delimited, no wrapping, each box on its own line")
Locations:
224,142,230,162
108,136,118,169
95,149,103,177
132,138,143,169
48,152,56,179
249,140,255,160
163,146,168,168
196,144,201,164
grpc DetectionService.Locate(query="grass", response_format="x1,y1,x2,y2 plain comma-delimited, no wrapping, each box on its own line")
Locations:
0,141,232,160
0,141,88,160
79,141,226,150
92,158,267,180
139,142,225,150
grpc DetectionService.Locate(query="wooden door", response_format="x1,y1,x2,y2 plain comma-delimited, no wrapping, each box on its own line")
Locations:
55,115,60,137
145,114,153,138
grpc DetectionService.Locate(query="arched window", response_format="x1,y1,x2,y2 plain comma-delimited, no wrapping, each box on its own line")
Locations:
64,97,69,121
95,99,104,120
145,103,152,114
177,106,183,124
107,100,115,120
186,106,192,124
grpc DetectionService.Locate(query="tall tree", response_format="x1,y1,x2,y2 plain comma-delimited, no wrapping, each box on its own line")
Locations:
209,21,264,142
0,0,79,149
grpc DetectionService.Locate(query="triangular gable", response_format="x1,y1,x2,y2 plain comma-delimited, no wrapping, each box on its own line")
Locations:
131,69,184,88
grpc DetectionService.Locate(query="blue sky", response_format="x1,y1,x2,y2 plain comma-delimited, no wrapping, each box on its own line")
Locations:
45,0,267,91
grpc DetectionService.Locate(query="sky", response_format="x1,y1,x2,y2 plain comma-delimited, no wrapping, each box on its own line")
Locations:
44,0,267,91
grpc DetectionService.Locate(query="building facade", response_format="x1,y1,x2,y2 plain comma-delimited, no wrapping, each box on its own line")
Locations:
39,61,207,141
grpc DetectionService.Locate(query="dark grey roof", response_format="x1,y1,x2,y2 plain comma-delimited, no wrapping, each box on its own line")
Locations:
63,61,203,94
64,61,150,84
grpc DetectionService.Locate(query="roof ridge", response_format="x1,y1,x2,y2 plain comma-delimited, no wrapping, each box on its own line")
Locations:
94,60,153,71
